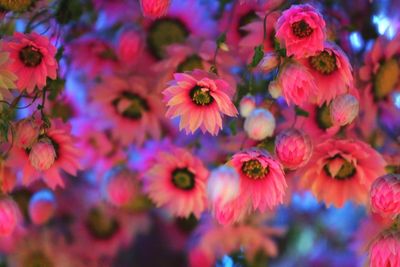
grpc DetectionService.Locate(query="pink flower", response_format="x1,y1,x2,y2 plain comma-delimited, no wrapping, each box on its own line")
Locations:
299,139,387,207
2,32,57,93
278,62,318,106
8,119,81,189
28,190,56,225
116,30,143,65
330,93,359,126
143,146,208,218
29,138,57,171
275,128,312,170
103,168,136,207
369,231,400,267
0,197,19,236
139,0,171,18
244,108,276,140
275,4,326,58
13,118,40,149
163,70,238,135
207,166,240,206
370,174,400,219
239,94,256,118
214,149,287,224
300,42,353,105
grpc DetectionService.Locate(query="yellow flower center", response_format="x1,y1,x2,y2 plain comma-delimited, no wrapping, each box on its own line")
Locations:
309,51,337,75
85,208,120,240
241,159,269,180
291,20,313,38
190,85,213,106
0,0,33,12
324,156,356,180
19,45,43,67
316,104,333,130
113,91,150,120
374,59,399,100
177,55,203,72
172,168,195,190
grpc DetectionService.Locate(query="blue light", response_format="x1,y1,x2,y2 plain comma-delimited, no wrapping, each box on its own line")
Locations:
221,255,234,267
349,32,364,52
372,15,396,39
393,92,400,109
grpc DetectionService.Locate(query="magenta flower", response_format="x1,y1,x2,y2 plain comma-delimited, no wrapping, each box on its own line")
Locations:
369,231,400,267
140,0,171,18
275,4,326,58
370,174,400,219
163,69,238,135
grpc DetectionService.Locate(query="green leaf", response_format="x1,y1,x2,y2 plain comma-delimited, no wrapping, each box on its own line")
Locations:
250,45,264,68
295,106,310,117
229,120,237,136
216,33,226,46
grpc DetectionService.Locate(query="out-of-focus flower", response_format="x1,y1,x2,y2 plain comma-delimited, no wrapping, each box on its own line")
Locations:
300,42,353,105
163,70,238,135
239,94,256,118
300,139,387,207
278,63,318,107
207,165,240,206
0,0,34,12
139,0,171,18
13,118,40,149
9,119,81,189
330,93,359,126
369,230,400,267
29,138,57,171
275,4,326,58
257,52,279,73
28,189,56,225
268,80,282,99
244,108,275,140
103,168,136,207
370,174,400,219
143,146,208,218
116,30,143,65
0,197,19,236
2,32,57,93
275,128,312,170
0,50,17,90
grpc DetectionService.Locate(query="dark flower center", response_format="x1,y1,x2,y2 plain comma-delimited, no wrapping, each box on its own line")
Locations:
309,51,337,75
190,85,213,106
112,91,150,120
291,20,313,38
241,159,269,180
324,155,356,180
23,251,54,267
19,45,43,67
171,168,195,190
374,59,399,100
238,10,258,36
0,0,33,12
176,55,203,72
85,208,120,240
147,18,189,59
316,104,333,130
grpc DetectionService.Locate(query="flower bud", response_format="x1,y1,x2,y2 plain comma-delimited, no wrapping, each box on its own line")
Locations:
14,118,40,149
117,30,142,64
369,231,400,267
257,52,279,73
103,169,136,207
268,80,282,99
28,189,56,225
370,174,400,219
29,138,56,171
139,0,171,18
239,95,256,118
275,129,312,170
330,93,359,126
244,108,275,140
207,166,239,205
0,197,19,236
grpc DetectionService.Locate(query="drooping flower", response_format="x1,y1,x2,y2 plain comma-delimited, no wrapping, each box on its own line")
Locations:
244,108,276,140
102,168,137,207
91,74,163,146
369,230,400,267
275,4,326,58
163,70,238,135
330,93,359,126
1,32,57,93
143,146,208,218
278,62,318,107
257,52,280,73
239,94,256,118
370,174,400,219
275,128,312,170
299,139,386,207
8,119,81,189
28,189,56,225
13,118,40,149
300,42,353,105
0,197,20,236
139,0,171,18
